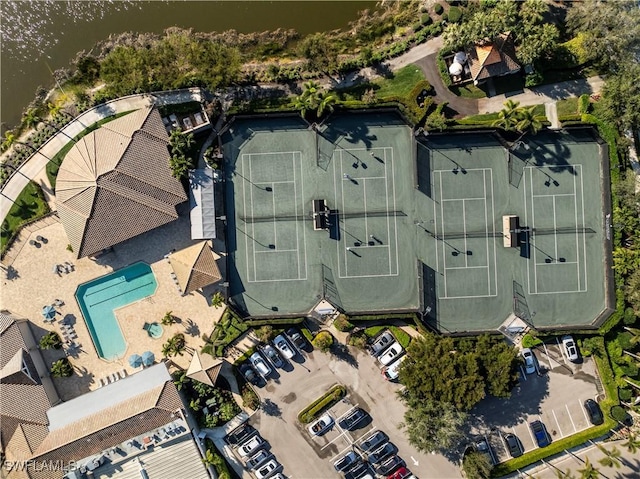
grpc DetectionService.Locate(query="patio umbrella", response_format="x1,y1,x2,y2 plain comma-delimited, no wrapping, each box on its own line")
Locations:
141,351,155,367
128,354,143,368
449,61,463,76
42,305,56,320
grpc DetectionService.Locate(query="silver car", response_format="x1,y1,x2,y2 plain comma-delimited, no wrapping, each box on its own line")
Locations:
561,335,579,362
521,348,536,374
273,334,294,359
378,341,404,366
250,352,272,378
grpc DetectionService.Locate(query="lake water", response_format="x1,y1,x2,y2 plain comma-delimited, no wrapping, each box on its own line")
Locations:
0,0,375,129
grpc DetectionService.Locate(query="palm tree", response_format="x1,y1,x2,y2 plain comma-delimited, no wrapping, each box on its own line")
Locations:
162,311,176,325
555,470,577,479
162,333,187,357
22,109,41,129
210,291,224,309
622,432,640,454
316,91,337,118
201,448,217,467
597,444,622,469
577,458,601,479
492,100,520,131
1,131,16,152
189,398,201,412
50,358,73,378
39,331,62,350
173,370,190,391
515,105,543,135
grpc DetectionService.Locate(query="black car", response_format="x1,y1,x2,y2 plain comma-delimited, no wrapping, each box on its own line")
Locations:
345,462,372,479
374,455,404,476
226,424,255,445
358,430,388,452
367,442,396,464
286,328,308,352
584,399,604,425
339,407,369,431
239,363,259,385
503,433,523,458
333,451,360,472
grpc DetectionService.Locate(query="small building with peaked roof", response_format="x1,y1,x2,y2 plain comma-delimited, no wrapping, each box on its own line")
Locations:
55,107,188,258
186,351,223,387
466,32,520,85
168,241,222,294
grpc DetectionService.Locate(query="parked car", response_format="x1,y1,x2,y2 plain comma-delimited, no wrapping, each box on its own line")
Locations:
333,451,360,472
308,413,334,436
286,328,308,352
370,331,395,356
468,437,495,465
358,430,388,452
562,335,579,362
382,355,406,381
521,348,537,375
368,442,396,464
374,455,404,476
239,363,259,385
584,399,604,425
378,342,404,366
262,344,284,369
339,407,369,430
387,467,416,479
503,433,523,457
237,435,264,457
246,449,272,470
530,420,551,447
345,462,373,479
249,352,272,378
273,334,294,359
226,424,255,445
254,459,280,479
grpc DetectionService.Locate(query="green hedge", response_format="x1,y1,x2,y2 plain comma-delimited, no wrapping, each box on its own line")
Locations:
298,384,347,424
364,326,386,338
301,327,314,343
521,333,543,349
434,3,443,15
243,317,304,327
421,14,432,25
448,6,462,23
436,51,452,87
349,313,417,322
389,326,412,349
233,346,257,366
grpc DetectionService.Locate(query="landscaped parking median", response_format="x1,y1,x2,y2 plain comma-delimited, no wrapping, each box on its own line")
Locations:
297,384,346,424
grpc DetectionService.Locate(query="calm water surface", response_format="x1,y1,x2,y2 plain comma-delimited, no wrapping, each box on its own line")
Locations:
1,0,375,129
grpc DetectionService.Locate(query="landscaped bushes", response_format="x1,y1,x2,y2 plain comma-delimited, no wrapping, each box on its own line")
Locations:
333,315,355,332
297,384,346,423
434,3,444,15
207,308,249,357
312,331,334,352
578,94,591,114
447,6,463,23
421,14,433,25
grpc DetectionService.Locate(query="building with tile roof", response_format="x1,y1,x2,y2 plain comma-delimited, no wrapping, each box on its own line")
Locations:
466,32,521,85
186,351,224,387
55,107,188,258
168,241,222,294
0,311,60,468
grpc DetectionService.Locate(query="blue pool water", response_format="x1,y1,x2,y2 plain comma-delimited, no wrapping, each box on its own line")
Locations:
75,262,157,360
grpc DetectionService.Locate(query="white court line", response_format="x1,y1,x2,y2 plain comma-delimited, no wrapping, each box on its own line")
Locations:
241,155,251,282
574,172,580,290
391,147,399,275
441,197,486,202
490,169,497,296
532,193,576,198
530,169,538,294
445,265,489,270
524,168,531,294
292,155,299,279
345,175,387,181
243,150,301,157
253,180,294,185
433,184,440,275
484,169,490,295
340,150,348,277
552,410,564,437
579,165,587,292
272,175,277,252
249,157,259,282
298,151,309,281
462,199,468,268
441,292,501,300
535,261,579,266
350,244,390,249
439,171,447,297
384,148,392,274
254,249,299,254
363,178,368,242
566,404,577,432
552,196,558,262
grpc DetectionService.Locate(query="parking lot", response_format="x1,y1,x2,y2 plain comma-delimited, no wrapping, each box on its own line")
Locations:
470,339,602,463
235,337,462,479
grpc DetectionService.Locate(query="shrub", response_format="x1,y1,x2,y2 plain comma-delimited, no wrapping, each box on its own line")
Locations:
312,331,334,352
434,3,443,15
364,326,386,338
66,244,73,252
623,308,637,325
334,315,355,332
50,358,73,378
413,22,424,32
578,94,591,114
437,52,452,87
610,405,628,423
301,327,314,343
447,6,462,23
39,331,63,350
298,385,346,423
441,12,448,22
242,385,260,410
521,333,543,349
525,71,544,88
389,326,411,349
421,14,433,25
619,388,633,402
255,325,276,343
348,333,368,350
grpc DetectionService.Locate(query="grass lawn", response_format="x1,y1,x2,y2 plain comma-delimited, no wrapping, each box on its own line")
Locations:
1,181,50,254
373,65,426,99
458,104,547,126
556,97,579,118
449,83,486,99
46,110,136,189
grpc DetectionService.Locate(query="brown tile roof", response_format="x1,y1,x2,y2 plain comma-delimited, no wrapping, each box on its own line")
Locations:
55,107,187,258
169,241,222,294
467,32,520,82
186,351,223,386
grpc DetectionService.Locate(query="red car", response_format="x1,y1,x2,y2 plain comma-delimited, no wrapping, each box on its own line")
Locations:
387,467,416,479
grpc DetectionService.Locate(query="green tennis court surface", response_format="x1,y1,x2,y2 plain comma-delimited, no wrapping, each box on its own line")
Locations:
222,115,611,332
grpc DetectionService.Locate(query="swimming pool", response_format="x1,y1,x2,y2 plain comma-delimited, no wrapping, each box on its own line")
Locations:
75,262,157,360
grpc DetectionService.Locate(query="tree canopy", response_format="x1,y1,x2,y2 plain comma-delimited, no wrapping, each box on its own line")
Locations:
298,32,339,75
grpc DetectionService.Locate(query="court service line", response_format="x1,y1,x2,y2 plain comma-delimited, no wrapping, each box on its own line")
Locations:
273,175,277,253
363,178,369,243
462,199,468,268
530,169,538,294
535,261,579,266
299,151,309,281
384,148,392,274
441,292,499,300
390,147,399,276
439,171,448,297
490,169,498,297
249,157,259,282
254,249,299,254
292,155,299,279
332,152,342,277
241,155,251,282
524,167,531,294
573,172,580,291
553,196,558,262
441,197,486,202
243,150,301,157
484,170,490,294
254,180,294,185
340,150,348,277
445,265,489,270
532,193,576,198
579,165,588,292
433,178,440,276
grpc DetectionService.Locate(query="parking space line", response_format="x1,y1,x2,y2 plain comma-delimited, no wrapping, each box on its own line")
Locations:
551,409,564,437
541,342,553,370
579,399,590,424
520,366,527,380
555,337,568,365
566,404,577,432
524,425,536,452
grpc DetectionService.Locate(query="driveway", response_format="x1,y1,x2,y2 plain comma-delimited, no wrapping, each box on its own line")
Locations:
235,341,462,478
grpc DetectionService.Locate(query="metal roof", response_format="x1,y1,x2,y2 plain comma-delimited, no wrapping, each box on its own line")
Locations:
188,168,217,240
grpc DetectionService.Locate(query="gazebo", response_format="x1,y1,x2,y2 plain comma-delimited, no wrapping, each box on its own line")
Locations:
168,241,222,294
186,351,224,387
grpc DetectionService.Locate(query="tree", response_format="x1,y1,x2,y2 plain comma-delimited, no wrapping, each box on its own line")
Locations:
462,451,492,479
39,331,62,350
312,331,334,352
162,333,186,357
577,458,600,479
472,334,520,398
298,33,338,74
516,23,559,66
202,448,217,467
22,109,41,129
492,100,520,132
1,131,16,152
622,432,640,454
211,292,225,309
596,444,621,469
173,370,190,391
255,325,275,343
162,311,176,325
515,106,543,135
50,358,73,378
316,91,337,118
399,397,466,453
189,398,201,412
600,63,640,131
426,102,449,132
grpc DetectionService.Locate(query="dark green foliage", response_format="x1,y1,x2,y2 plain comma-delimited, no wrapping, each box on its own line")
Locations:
333,315,354,332
610,405,628,423
241,386,260,410
447,6,462,23
421,14,433,26
50,358,73,378
578,94,591,114
618,388,633,402
521,332,543,349
39,331,63,350
434,3,444,15
462,451,492,479
243,317,304,327
389,326,412,349
298,385,346,423
348,333,368,349
312,331,334,352
624,308,637,326
208,308,249,357
298,33,338,74
254,325,277,343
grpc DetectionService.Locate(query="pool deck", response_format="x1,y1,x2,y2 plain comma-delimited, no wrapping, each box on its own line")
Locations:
0,215,226,401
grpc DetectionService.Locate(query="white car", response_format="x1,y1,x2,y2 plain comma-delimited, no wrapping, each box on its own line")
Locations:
382,355,406,381
562,335,579,362
246,449,272,470
254,459,280,479
521,348,536,374
308,413,334,436
378,341,404,366
250,352,272,378
262,344,284,368
273,334,294,359
237,435,264,457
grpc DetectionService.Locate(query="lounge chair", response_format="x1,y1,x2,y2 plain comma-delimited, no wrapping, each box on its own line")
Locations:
119,369,127,379
54,299,65,307
110,373,118,382
99,377,107,387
